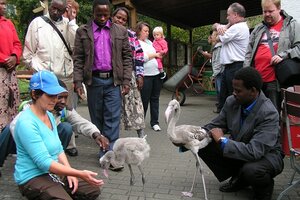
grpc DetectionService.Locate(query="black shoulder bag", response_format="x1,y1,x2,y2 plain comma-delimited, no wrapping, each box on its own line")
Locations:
264,24,300,87
41,16,73,56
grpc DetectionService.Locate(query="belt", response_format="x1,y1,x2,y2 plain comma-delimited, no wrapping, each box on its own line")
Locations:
92,71,113,79
0,63,6,68
225,61,243,67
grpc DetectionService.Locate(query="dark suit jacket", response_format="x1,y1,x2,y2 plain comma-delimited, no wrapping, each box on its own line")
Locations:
72,19,132,89
205,92,284,175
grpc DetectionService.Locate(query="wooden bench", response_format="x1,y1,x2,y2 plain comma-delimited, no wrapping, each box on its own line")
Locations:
16,70,34,80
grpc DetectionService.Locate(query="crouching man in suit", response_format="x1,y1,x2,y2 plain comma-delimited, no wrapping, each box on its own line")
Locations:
199,67,284,200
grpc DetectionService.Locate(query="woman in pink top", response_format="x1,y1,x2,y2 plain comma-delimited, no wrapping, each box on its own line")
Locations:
152,26,168,79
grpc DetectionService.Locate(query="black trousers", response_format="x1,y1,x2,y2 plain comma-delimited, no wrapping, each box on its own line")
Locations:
218,61,243,110
140,74,162,127
262,80,280,112
198,141,278,199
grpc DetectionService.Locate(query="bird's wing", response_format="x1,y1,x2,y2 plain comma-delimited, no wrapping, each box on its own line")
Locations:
173,125,211,150
187,125,209,140
118,138,150,165
174,125,208,141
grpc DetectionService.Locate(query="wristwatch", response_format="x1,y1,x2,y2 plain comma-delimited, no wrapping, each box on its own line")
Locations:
218,136,226,144
218,136,228,150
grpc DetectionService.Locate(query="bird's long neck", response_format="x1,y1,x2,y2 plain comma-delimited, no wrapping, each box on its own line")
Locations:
109,152,125,167
167,108,180,139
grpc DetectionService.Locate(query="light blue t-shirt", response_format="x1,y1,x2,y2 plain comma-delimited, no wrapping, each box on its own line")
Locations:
14,108,64,185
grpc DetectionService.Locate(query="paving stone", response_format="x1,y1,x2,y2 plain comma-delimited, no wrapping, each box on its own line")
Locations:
0,89,299,199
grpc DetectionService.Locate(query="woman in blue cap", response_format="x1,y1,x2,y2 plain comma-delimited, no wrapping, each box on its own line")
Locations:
13,71,103,200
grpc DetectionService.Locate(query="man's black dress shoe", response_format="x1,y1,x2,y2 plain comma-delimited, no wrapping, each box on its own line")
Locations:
65,148,78,157
219,176,247,192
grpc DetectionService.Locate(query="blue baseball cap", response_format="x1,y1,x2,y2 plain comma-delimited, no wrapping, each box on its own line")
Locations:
29,71,67,95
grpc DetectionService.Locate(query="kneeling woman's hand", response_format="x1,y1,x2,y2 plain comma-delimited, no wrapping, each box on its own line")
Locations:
67,175,79,194
80,170,105,187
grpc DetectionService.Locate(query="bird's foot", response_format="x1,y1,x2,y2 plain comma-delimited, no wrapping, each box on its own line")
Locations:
181,191,193,197
130,179,136,186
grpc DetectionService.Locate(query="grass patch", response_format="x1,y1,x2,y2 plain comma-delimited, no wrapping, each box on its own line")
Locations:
18,79,30,100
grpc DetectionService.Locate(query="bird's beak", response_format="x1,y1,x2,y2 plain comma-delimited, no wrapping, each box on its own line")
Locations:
103,169,109,178
165,106,171,124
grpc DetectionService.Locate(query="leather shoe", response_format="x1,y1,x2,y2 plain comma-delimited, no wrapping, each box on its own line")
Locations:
65,148,78,157
219,176,246,192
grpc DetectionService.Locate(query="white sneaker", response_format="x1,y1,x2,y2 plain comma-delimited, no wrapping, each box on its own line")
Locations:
152,124,161,131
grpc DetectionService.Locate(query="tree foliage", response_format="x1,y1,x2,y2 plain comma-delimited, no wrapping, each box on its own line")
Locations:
74,0,93,25
7,0,40,41
6,0,93,41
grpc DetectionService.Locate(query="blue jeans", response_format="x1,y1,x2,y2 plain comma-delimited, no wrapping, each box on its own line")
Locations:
0,125,16,167
140,74,162,127
87,77,122,158
214,73,222,105
57,122,73,150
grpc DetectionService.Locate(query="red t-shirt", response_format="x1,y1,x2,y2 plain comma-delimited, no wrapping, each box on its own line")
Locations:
254,18,284,82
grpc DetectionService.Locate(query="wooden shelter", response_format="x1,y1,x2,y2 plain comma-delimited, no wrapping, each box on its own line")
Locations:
111,0,262,68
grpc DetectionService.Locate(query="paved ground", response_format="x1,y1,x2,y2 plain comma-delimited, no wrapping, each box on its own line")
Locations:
0,89,299,200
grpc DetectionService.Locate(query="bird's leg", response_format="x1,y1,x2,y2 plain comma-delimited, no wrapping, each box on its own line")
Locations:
138,165,147,200
128,164,135,186
181,153,199,198
190,161,199,193
194,153,208,200
127,164,134,200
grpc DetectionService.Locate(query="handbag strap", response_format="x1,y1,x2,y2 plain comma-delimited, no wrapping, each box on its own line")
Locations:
41,16,73,56
264,24,276,56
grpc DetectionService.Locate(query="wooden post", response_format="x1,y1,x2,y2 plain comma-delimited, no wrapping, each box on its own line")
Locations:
43,0,48,15
166,24,171,76
130,7,137,29
188,29,193,65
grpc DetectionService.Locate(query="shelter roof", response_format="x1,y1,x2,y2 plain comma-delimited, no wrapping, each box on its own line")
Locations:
131,0,262,29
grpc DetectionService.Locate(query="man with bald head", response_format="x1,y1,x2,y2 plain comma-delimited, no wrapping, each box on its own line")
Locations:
23,0,78,108
213,2,249,113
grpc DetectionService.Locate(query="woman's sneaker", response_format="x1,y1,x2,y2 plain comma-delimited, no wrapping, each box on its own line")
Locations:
152,124,161,131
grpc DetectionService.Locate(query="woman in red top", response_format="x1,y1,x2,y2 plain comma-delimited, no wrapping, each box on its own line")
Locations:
0,0,22,131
